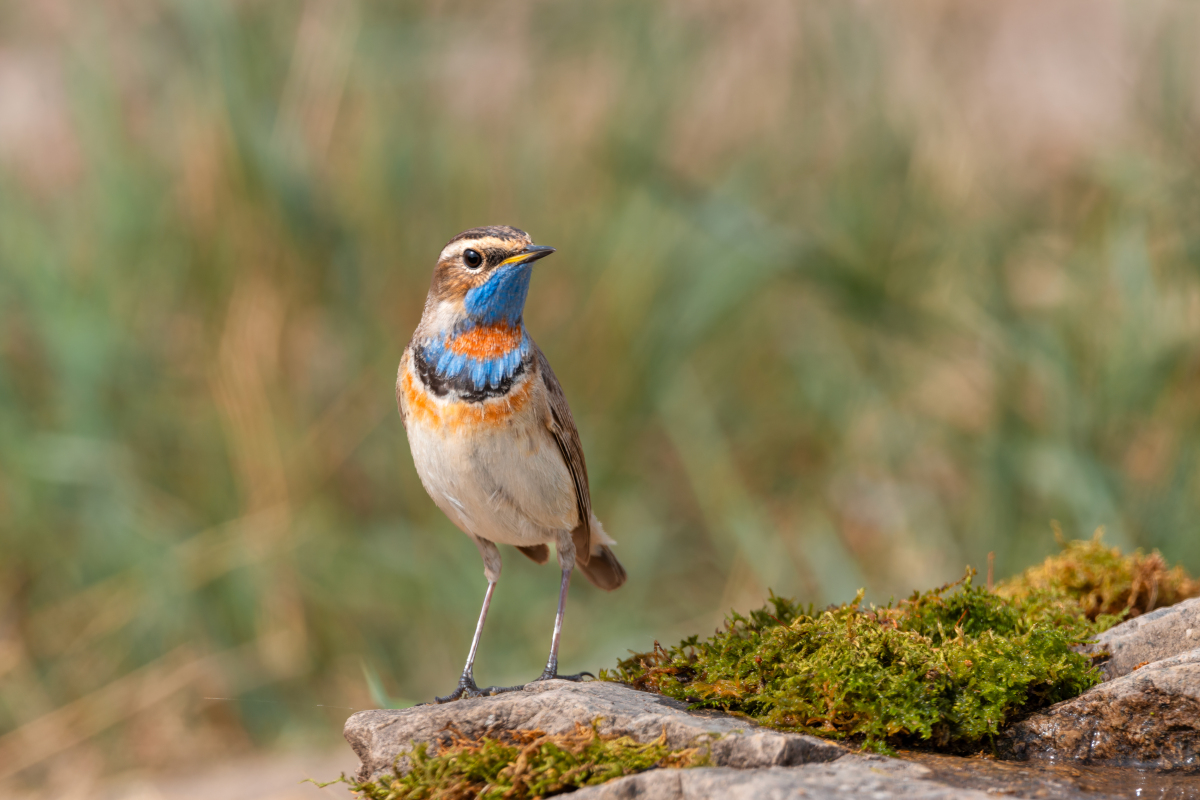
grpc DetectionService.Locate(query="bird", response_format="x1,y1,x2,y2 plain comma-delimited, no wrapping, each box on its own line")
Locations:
396,225,627,702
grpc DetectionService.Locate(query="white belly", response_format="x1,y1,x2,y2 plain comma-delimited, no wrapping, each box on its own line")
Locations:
405,411,578,546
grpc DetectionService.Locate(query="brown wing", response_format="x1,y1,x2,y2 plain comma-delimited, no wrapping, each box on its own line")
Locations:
534,344,593,565
395,346,411,426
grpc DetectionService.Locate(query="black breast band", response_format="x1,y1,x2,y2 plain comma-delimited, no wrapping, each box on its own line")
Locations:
413,346,528,403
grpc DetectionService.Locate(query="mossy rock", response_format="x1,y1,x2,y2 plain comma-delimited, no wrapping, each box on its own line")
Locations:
996,526,1200,621
604,571,1105,753
606,535,1198,755
342,537,1199,797
340,723,708,800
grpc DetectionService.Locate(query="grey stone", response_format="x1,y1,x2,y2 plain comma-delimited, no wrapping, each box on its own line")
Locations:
343,679,844,782
569,756,995,800
343,678,1190,797
1002,647,1200,769
1079,597,1200,680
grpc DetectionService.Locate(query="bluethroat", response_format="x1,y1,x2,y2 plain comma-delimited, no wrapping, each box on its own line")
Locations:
397,226,627,702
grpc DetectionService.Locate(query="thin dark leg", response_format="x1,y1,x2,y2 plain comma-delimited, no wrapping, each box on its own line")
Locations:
435,567,592,703
533,567,591,682
435,580,496,703
536,567,571,679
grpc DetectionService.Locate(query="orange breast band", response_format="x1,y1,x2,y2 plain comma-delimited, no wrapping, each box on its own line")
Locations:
403,367,534,434
446,324,524,360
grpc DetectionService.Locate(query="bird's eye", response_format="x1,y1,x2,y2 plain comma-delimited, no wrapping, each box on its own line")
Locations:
463,249,483,269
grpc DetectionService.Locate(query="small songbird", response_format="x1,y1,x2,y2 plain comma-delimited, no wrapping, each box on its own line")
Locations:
397,226,627,702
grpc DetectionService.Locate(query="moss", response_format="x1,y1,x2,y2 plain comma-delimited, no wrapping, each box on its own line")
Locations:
341,723,708,799
996,527,1199,623
333,537,1199,796
603,571,1103,753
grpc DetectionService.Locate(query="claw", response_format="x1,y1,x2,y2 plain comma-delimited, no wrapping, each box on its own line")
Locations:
534,669,594,683
434,671,594,703
475,683,526,696
434,681,476,704
434,677,533,703
434,674,492,703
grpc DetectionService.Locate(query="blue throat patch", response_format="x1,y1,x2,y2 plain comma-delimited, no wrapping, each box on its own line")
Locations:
423,327,531,391
464,263,532,325
423,264,534,391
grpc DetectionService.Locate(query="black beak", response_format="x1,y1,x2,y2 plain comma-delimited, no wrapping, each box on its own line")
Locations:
498,244,556,267
520,244,556,264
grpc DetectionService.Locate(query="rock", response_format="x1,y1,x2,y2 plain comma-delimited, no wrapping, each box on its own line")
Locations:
1079,597,1200,680
900,750,1186,799
568,756,996,799
1002,648,1200,769
343,679,844,783
344,679,1177,797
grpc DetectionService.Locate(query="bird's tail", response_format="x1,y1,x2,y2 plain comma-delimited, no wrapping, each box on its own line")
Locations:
573,514,627,591
578,544,627,591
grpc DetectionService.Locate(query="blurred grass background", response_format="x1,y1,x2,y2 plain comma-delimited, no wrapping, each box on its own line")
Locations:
3,0,1200,792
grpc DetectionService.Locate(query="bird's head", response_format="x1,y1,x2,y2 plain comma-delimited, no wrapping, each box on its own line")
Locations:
421,226,555,334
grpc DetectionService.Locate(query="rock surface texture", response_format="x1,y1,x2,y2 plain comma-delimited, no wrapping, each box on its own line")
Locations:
344,680,843,782
567,757,995,800
1078,597,1200,680
1003,647,1200,769
343,681,1133,798
345,602,1200,797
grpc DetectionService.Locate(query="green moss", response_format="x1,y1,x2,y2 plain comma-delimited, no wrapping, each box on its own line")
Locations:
341,723,707,799
997,527,1199,623
603,571,1103,753
332,538,1197,796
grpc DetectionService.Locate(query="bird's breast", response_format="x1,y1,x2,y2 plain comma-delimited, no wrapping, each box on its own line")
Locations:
445,324,525,360
400,341,541,437
400,343,576,541
416,322,531,398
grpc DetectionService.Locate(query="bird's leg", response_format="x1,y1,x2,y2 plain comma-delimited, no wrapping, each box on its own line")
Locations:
533,566,592,682
533,534,592,683
437,537,591,702
435,580,496,703
536,566,571,680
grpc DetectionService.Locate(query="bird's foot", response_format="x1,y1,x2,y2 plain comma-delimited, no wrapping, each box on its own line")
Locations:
433,676,528,703
433,682,474,704
434,675,487,703
534,668,595,683
432,669,595,703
